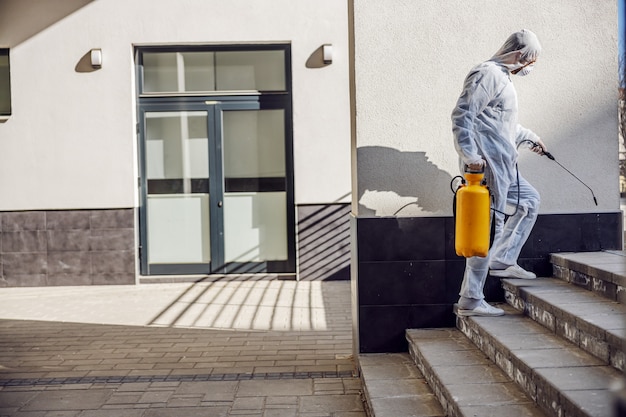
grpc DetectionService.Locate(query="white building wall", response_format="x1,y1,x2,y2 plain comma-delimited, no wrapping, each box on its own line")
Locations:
352,0,618,217
0,0,351,211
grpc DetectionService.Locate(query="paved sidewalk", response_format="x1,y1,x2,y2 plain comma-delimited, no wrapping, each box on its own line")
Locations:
0,280,365,417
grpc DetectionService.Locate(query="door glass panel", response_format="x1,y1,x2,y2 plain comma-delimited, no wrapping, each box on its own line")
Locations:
222,109,288,263
223,192,287,262
148,195,211,263
223,110,285,178
145,111,211,264
141,50,285,93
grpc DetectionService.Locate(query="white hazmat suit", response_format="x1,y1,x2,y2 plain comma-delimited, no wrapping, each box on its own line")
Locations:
452,29,543,316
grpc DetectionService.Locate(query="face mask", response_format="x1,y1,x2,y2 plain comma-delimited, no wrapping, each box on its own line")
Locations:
517,64,534,76
511,60,536,76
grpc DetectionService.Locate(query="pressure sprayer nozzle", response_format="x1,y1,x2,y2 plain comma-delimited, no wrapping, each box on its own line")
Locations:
546,152,597,206
517,139,598,206
549,153,598,206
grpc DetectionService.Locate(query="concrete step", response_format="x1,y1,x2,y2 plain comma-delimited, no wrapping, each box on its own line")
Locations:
456,305,622,417
502,277,626,373
406,328,547,417
550,251,626,303
357,352,445,417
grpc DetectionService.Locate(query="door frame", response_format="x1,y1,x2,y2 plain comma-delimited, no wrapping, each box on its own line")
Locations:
135,45,295,276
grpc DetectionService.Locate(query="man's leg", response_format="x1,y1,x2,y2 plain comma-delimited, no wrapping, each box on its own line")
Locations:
459,254,490,307
489,175,540,273
457,254,504,316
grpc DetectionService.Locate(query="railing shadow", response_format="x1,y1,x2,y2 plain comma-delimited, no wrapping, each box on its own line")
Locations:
146,279,350,332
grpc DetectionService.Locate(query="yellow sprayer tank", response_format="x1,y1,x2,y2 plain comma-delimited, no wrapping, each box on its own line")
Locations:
455,171,490,258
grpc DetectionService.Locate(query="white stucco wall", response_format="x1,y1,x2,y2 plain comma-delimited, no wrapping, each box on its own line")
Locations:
352,0,619,217
0,0,351,211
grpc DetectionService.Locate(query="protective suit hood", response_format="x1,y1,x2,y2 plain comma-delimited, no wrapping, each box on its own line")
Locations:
490,29,541,72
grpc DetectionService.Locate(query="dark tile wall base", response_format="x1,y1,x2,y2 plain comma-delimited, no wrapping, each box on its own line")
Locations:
0,209,136,287
352,212,623,353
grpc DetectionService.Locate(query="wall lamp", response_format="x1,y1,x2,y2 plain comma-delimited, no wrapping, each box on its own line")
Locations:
322,44,333,65
90,48,102,68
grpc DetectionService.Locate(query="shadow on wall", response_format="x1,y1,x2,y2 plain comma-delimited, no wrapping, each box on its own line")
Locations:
297,204,351,281
357,146,454,216
305,45,332,69
0,0,94,47
75,50,101,73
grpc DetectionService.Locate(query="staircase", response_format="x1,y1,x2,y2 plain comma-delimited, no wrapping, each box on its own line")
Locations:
359,250,626,417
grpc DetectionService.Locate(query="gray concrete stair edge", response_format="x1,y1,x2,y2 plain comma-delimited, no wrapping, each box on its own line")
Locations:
456,307,622,417
406,328,547,417
550,251,626,302
502,277,626,372
357,352,445,417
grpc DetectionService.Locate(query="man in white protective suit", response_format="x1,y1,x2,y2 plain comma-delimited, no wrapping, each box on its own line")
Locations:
451,29,548,317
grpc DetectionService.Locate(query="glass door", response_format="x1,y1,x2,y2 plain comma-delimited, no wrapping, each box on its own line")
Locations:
139,102,294,275
141,110,214,274
221,106,290,273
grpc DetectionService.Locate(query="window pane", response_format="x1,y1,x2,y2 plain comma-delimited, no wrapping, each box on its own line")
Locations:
216,51,285,91
181,52,215,92
143,53,177,93
141,49,285,93
222,110,285,179
0,49,10,115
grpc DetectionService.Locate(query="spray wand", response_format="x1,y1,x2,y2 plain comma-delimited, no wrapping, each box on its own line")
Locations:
520,140,598,206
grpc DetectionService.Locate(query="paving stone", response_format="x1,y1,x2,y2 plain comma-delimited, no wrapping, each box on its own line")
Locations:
263,409,297,417
232,396,266,410
80,410,145,417
143,407,229,417
21,389,115,411
236,379,313,397
368,396,443,417
364,378,432,398
298,394,364,413
359,362,421,380
178,380,237,395
265,396,298,406
0,389,38,403
166,395,203,407
104,392,142,405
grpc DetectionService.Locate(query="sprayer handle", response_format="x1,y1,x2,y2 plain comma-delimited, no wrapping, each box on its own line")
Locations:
464,163,485,174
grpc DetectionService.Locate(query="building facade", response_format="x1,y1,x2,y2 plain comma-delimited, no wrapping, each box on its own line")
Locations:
1,0,623,356
0,0,352,286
